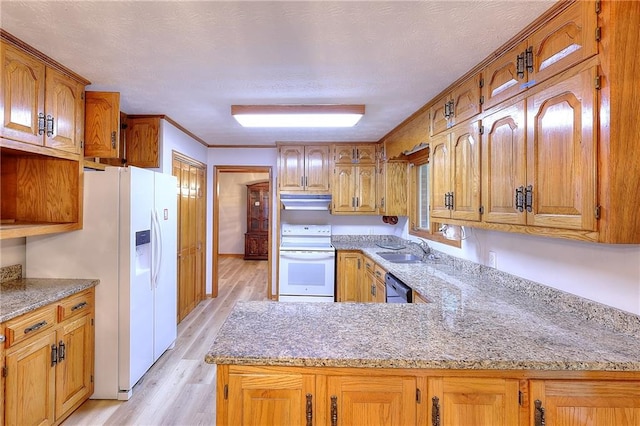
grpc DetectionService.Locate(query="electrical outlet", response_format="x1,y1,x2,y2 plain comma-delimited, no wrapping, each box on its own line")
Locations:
368,228,374,235
488,251,497,268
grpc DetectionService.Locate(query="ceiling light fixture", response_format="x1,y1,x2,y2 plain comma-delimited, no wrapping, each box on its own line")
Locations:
231,104,365,128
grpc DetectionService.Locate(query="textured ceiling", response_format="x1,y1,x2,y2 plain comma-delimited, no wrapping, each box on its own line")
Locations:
0,1,555,147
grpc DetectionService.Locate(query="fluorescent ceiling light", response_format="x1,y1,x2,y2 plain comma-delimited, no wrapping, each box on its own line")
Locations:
231,104,365,128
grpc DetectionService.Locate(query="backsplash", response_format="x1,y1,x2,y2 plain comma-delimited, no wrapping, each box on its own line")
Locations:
0,264,22,283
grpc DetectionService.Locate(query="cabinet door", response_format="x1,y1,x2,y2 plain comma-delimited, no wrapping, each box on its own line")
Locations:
530,380,640,426
126,116,160,168
379,161,408,216
526,66,597,231
44,67,84,154
450,121,481,221
429,133,452,220
84,91,120,158
529,0,597,86
1,42,46,146
5,330,57,426
355,165,377,213
334,144,358,164
304,145,331,192
450,73,482,126
55,314,94,419
355,144,377,164
278,145,305,191
429,377,520,426
333,165,356,213
326,375,417,426
430,93,452,136
228,372,315,426
483,41,528,110
482,101,527,225
336,251,361,302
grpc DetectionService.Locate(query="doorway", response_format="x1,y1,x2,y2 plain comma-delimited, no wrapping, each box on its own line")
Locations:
213,166,273,299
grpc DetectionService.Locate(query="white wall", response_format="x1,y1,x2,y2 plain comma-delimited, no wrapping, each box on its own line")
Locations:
282,210,406,237
0,238,26,269
420,227,640,315
218,172,269,254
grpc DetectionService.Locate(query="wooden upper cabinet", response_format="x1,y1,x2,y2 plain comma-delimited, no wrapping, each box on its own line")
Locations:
1,41,84,154
1,41,46,146
332,164,376,214
126,116,160,168
429,377,520,426
430,120,481,222
430,73,482,136
526,65,597,232
333,143,376,164
278,144,330,192
378,160,408,216
483,1,597,110
481,100,527,225
84,91,121,158
530,380,640,426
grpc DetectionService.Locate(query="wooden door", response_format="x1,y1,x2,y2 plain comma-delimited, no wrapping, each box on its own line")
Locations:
429,133,452,220
228,372,315,426
325,375,417,426
336,251,361,302
450,120,481,221
430,92,452,136
429,377,520,426
332,165,355,213
529,0,597,86
5,330,57,426
334,144,358,164
0,41,46,146
363,261,375,303
44,67,84,154
84,92,120,158
304,145,331,192
174,154,207,322
482,40,528,110
126,116,160,168
530,380,640,426
55,314,94,419
450,73,482,126
355,144,377,164
355,165,377,213
482,101,527,225
526,66,597,231
379,161,408,216
278,145,305,191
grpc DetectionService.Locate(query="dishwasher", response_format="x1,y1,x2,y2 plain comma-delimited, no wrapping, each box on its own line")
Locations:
385,273,413,303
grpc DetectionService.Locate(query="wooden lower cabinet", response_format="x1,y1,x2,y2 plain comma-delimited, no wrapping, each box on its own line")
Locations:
429,377,520,426
530,380,640,426
1,288,94,426
216,366,640,426
336,251,362,302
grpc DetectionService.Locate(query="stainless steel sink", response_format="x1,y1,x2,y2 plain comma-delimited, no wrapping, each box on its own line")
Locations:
376,252,423,263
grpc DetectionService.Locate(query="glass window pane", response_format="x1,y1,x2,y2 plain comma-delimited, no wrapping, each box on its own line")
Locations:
418,163,429,229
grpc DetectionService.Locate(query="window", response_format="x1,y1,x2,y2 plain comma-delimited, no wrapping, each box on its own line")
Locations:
408,148,460,247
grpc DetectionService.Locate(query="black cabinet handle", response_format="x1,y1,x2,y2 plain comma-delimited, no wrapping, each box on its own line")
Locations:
38,113,46,135
330,395,338,426
24,320,47,334
534,400,546,426
46,114,54,137
58,340,66,362
306,394,313,426
51,344,58,367
432,396,441,426
71,301,88,311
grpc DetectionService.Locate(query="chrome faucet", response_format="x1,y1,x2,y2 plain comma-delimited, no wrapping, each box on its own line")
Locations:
410,238,433,260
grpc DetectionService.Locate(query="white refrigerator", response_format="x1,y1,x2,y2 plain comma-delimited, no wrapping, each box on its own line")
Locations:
26,166,178,400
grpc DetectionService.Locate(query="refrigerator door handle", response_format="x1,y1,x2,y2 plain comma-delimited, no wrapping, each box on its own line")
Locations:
153,209,163,288
151,210,159,290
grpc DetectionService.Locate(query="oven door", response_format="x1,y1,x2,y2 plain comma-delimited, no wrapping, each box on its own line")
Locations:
278,250,335,297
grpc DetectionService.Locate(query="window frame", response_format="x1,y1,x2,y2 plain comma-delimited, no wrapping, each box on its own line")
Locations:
407,148,461,248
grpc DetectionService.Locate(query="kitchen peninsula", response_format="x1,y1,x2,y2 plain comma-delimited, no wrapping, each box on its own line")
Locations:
207,238,640,426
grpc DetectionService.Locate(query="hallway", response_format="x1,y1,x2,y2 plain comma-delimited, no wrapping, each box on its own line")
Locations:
63,257,269,425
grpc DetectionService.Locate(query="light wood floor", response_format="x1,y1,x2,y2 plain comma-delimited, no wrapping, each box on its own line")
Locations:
63,257,269,426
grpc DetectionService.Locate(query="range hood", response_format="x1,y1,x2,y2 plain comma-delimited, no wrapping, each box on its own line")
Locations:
280,194,332,211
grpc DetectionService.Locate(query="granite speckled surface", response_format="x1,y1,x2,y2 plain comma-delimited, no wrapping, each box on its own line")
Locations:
207,236,640,371
0,278,99,323
0,264,22,283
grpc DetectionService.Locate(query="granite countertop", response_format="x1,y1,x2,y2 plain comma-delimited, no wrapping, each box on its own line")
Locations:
206,238,640,371
0,278,99,323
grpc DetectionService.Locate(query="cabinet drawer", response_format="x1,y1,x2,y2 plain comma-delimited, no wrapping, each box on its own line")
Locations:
363,256,375,273
58,289,93,321
4,305,57,348
374,264,386,282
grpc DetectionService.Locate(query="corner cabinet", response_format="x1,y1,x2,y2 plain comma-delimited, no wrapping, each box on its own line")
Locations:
0,32,89,240
377,160,408,216
2,288,95,426
277,144,331,193
84,91,122,159
244,181,269,260
126,116,160,168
